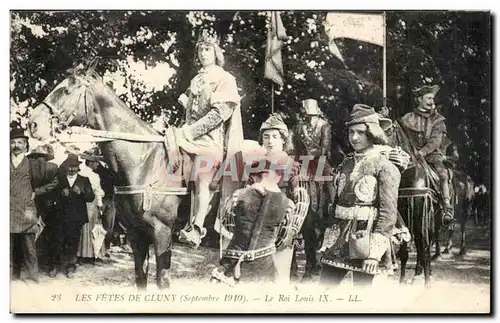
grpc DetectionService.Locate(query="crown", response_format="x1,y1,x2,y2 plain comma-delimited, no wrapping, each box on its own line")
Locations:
197,30,219,46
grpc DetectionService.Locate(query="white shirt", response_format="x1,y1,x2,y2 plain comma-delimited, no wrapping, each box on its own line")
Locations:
11,153,27,169
66,174,77,187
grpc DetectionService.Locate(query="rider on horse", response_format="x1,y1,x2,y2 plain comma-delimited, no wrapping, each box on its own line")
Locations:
320,104,401,287
399,85,454,225
175,30,243,248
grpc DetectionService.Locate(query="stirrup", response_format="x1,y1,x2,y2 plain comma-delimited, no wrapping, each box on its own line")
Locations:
441,209,455,226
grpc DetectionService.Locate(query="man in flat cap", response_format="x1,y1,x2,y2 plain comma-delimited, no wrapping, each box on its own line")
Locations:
319,104,400,287
399,85,453,223
51,154,95,278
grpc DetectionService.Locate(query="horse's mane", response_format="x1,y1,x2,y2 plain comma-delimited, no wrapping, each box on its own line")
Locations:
76,68,161,134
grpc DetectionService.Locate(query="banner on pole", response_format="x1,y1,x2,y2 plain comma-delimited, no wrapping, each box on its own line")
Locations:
324,12,385,62
264,11,288,87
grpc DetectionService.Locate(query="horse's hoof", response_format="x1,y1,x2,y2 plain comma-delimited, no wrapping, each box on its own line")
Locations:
411,275,425,285
136,284,147,291
431,254,442,261
157,271,171,289
458,248,467,256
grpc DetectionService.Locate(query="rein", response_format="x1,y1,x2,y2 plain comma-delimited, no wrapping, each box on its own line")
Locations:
44,76,189,209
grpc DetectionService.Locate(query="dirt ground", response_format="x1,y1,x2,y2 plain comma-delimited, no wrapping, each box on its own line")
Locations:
11,218,491,313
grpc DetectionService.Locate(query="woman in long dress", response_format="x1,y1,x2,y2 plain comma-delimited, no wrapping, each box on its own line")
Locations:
77,160,105,262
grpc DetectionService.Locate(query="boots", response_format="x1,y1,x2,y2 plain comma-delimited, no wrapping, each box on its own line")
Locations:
179,225,207,249
440,179,454,226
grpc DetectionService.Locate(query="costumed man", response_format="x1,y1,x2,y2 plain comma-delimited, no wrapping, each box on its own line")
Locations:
399,85,453,225
254,114,306,282
211,156,294,285
217,114,306,283
319,104,401,287
175,30,243,249
293,98,333,280
10,128,59,283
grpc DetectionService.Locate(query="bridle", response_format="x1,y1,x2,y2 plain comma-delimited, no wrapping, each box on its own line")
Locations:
37,75,91,136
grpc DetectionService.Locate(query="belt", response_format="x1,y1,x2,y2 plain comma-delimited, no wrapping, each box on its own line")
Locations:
335,205,377,221
223,245,276,279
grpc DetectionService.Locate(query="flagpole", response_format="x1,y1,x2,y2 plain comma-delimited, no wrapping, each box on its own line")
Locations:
383,11,387,108
271,83,275,114
271,10,275,115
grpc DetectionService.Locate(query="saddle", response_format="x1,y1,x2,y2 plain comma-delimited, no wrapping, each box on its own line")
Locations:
163,127,182,174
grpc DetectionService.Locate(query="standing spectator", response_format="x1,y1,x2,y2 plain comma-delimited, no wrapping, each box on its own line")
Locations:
77,155,105,262
81,147,117,257
10,128,58,283
27,144,59,268
50,154,94,278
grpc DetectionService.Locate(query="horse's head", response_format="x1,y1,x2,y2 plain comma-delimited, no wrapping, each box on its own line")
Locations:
28,72,99,141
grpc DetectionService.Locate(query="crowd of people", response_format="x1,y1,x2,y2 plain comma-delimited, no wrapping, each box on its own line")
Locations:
10,135,123,282
11,29,484,289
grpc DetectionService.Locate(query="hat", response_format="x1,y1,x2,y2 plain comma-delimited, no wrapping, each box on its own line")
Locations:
80,147,104,162
301,99,321,116
260,114,289,134
62,154,82,167
345,104,392,131
10,127,29,140
413,85,440,97
28,144,55,161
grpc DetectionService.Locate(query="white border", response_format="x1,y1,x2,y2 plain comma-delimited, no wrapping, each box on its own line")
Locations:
2,1,497,321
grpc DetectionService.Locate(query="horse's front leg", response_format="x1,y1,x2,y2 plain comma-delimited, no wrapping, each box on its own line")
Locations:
399,241,409,284
151,216,172,289
443,226,453,254
423,242,432,288
432,213,443,260
459,217,467,256
128,229,149,289
301,210,322,282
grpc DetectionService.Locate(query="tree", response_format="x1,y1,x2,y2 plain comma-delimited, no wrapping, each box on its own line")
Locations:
10,10,491,188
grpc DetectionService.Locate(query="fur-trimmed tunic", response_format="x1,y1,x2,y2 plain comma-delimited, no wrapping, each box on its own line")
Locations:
399,109,447,163
322,146,400,273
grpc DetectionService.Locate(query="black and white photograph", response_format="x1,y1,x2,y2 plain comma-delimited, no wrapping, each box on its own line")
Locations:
8,8,492,313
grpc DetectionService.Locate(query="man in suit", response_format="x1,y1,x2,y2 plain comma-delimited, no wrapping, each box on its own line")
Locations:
10,127,58,283
27,144,59,267
50,154,95,278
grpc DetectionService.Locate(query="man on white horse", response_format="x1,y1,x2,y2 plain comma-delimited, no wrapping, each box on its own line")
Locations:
175,30,243,249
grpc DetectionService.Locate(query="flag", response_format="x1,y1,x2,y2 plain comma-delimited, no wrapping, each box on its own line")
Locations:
324,12,385,62
264,11,288,87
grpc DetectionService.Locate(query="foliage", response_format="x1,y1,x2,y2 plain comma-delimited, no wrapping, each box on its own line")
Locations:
10,10,491,187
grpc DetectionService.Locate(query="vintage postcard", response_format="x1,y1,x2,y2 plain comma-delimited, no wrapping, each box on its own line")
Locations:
9,9,491,314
